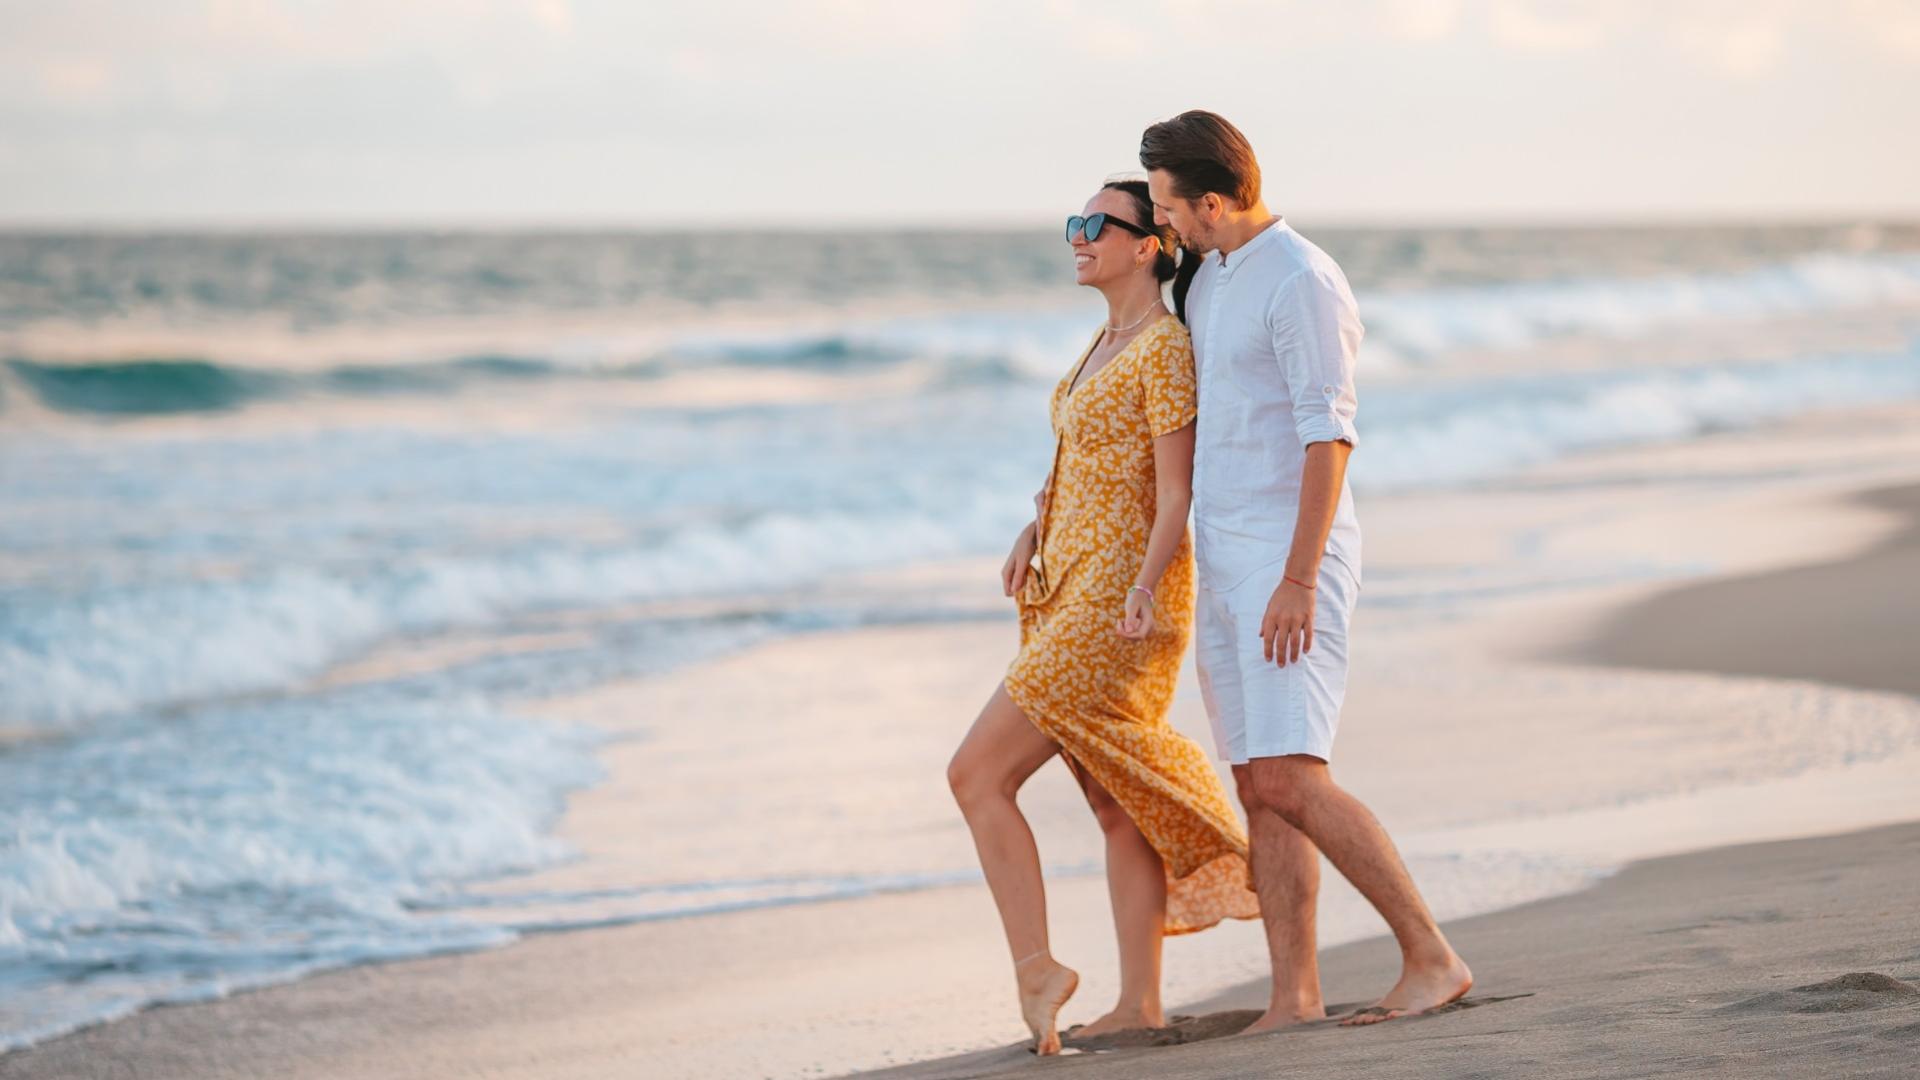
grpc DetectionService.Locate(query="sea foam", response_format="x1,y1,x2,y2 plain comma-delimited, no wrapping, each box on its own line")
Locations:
0,693,602,1051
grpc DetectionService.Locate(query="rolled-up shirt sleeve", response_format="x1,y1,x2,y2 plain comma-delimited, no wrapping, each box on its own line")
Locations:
1269,268,1362,449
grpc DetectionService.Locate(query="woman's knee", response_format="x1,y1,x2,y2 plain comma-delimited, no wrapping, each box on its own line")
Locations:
947,747,1015,814
949,684,1054,815
1083,783,1133,835
945,750,982,808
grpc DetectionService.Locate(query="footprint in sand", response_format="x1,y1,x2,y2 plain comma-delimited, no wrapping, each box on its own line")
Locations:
1722,972,1920,1015
1062,1009,1263,1050
1649,909,1789,936
1061,995,1538,1051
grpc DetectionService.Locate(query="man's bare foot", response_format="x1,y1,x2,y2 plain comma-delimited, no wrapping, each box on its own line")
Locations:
1015,954,1079,1054
1066,1003,1165,1040
1341,951,1472,1026
1237,1001,1328,1036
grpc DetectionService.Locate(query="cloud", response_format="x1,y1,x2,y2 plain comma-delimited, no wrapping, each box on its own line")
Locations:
1485,1,1611,52
1846,0,1920,61
1,0,1914,222
1,0,581,110
528,0,574,35
1669,16,1787,77
33,56,117,107
1382,0,1464,41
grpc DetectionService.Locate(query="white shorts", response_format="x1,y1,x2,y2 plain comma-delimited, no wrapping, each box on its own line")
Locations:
1194,555,1358,764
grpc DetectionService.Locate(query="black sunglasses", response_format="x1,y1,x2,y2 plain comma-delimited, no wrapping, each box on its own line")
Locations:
1066,212,1153,243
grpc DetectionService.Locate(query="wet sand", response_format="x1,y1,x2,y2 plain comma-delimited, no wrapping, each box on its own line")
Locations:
1581,482,1920,698
864,823,1920,1080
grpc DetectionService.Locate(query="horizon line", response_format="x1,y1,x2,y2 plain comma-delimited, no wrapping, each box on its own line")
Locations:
4,208,1919,235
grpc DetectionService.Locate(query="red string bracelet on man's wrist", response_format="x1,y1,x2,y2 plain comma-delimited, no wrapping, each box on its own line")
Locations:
1283,575,1316,591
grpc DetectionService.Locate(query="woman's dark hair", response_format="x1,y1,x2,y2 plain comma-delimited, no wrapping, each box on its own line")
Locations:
1101,178,1202,322
1138,110,1262,208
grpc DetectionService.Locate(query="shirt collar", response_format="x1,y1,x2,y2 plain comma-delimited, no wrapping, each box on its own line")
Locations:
1213,216,1286,272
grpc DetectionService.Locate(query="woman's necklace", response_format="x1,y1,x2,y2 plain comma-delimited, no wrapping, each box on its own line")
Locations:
1104,299,1163,335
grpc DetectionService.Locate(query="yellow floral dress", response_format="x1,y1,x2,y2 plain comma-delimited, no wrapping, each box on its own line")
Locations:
1006,314,1258,935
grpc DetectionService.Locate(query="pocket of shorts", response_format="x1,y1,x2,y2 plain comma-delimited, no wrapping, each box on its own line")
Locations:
1221,560,1288,619
1312,556,1359,631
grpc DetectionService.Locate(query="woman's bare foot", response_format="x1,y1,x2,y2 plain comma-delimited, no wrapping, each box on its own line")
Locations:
1340,951,1473,1026
1015,954,1080,1054
1067,1002,1165,1040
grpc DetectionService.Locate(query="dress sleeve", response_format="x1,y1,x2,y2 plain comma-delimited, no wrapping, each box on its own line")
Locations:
1139,323,1199,438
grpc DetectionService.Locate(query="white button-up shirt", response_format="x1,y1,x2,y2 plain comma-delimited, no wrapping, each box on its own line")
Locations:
1186,219,1363,593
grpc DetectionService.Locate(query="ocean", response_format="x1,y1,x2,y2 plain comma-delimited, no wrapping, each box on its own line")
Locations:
4,221,1920,1051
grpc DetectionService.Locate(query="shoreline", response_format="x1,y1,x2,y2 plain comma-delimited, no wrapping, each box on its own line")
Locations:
1578,482,1920,698
7,423,1920,1078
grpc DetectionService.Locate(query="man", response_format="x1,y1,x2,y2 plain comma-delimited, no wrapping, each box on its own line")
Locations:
1141,110,1471,1031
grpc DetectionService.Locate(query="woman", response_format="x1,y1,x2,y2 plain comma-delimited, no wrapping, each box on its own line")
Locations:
946,179,1258,1055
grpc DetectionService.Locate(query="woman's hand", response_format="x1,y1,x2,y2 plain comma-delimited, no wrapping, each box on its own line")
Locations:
1116,587,1155,639
1002,523,1038,597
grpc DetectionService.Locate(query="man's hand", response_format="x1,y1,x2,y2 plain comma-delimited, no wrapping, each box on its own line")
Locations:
1259,576,1316,665
1002,524,1038,597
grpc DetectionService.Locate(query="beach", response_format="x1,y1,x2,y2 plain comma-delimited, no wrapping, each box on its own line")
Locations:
8,8,1920,1073
6,399,1920,1080
6,828,1917,1080
876,824,1920,1080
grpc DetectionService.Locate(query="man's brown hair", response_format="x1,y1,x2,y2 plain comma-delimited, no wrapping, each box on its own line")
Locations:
1138,110,1261,207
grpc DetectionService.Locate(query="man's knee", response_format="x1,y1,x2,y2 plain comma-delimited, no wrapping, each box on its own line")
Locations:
1232,766,1265,814
1248,758,1321,826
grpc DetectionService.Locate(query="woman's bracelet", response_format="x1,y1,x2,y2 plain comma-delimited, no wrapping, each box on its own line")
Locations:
1283,574,1316,591
1127,585,1155,608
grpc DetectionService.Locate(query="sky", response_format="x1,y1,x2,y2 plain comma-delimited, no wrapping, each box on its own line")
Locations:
2,0,1918,227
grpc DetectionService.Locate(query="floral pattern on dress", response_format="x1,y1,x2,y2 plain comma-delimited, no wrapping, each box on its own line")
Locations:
1005,314,1258,935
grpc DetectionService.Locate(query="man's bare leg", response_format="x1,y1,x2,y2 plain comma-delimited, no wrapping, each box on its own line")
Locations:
1246,755,1471,1025
1232,763,1327,1033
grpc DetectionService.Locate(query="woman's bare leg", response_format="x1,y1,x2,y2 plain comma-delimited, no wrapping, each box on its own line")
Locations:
946,683,1080,1054
1069,773,1167,1037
